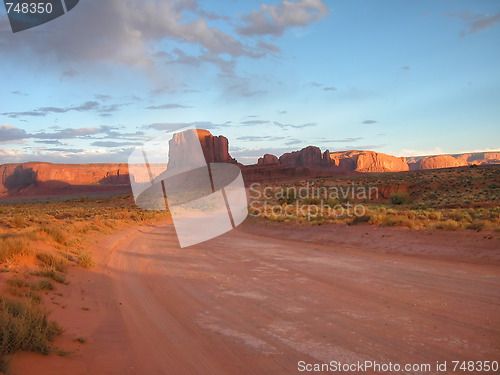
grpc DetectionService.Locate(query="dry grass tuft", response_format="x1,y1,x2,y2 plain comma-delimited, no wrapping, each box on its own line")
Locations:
0,297,62,356
0,237,31,263
76,252,95,269
36,253,67,272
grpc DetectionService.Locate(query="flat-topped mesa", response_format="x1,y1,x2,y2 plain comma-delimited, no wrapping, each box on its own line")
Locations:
0,162,129,195
328,151,409,173
413,155,468,170
406,152,500,170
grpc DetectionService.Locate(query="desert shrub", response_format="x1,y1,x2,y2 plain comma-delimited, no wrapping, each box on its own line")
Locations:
22,230,40,242
36,253,67,272
267,212,286,222
278,190,297,205
350,214,371,225
0,237,30,263
30,281,54,291
325,198,341,208
111,210,131,220
434,220,461,231
41,226,67,245
77,252,95,269
6,279,29,289
447,209,471,222
311,216,327,225
368,212,385,226
381,215,417,229
390,192,411,205
428,192,439,200
427,211,441,221
31,268,66,284
103,219,116,228
0,297,62,356
466,221,485,232
10,215,26,229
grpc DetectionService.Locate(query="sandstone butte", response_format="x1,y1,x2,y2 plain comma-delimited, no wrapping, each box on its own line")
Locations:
412,155,468,170
0,129,498,196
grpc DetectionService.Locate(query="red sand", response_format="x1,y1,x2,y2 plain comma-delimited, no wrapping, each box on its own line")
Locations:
10,221,500,374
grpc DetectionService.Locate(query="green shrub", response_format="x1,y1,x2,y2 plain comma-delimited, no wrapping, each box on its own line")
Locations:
390,192,411,205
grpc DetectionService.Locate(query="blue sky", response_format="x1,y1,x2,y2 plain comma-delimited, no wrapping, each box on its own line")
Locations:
0,0,499,164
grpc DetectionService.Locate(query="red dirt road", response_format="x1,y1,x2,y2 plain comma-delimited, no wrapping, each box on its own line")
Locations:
11,222,500,374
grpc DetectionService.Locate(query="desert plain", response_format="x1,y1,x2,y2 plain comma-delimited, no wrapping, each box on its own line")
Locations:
0,143,499,375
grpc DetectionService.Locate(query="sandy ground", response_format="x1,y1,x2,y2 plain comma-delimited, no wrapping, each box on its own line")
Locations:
11,221,500,375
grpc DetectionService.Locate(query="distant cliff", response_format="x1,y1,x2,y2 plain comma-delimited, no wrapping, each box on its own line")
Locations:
1,128,498,196
0,162,130,196
261,148,499,172
328,151,409,172
407,152,500,170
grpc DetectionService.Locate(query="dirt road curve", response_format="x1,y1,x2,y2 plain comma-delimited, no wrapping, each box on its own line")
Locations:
12,223,500,374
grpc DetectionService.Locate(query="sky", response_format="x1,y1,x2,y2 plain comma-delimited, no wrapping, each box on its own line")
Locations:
0,0,499,165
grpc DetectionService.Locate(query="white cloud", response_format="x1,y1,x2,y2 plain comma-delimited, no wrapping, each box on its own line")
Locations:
398,147,444,157
447,11,500,37
0,148,23,162
0,147,134,164
0,0,255,66
237,0,329,36
0,124,29,141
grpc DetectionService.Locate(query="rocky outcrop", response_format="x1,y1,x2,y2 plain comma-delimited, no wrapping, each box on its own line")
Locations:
196,129,237,164
321,150,335,168
257,154,279,166
279,146,323,169
328,151,409,172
